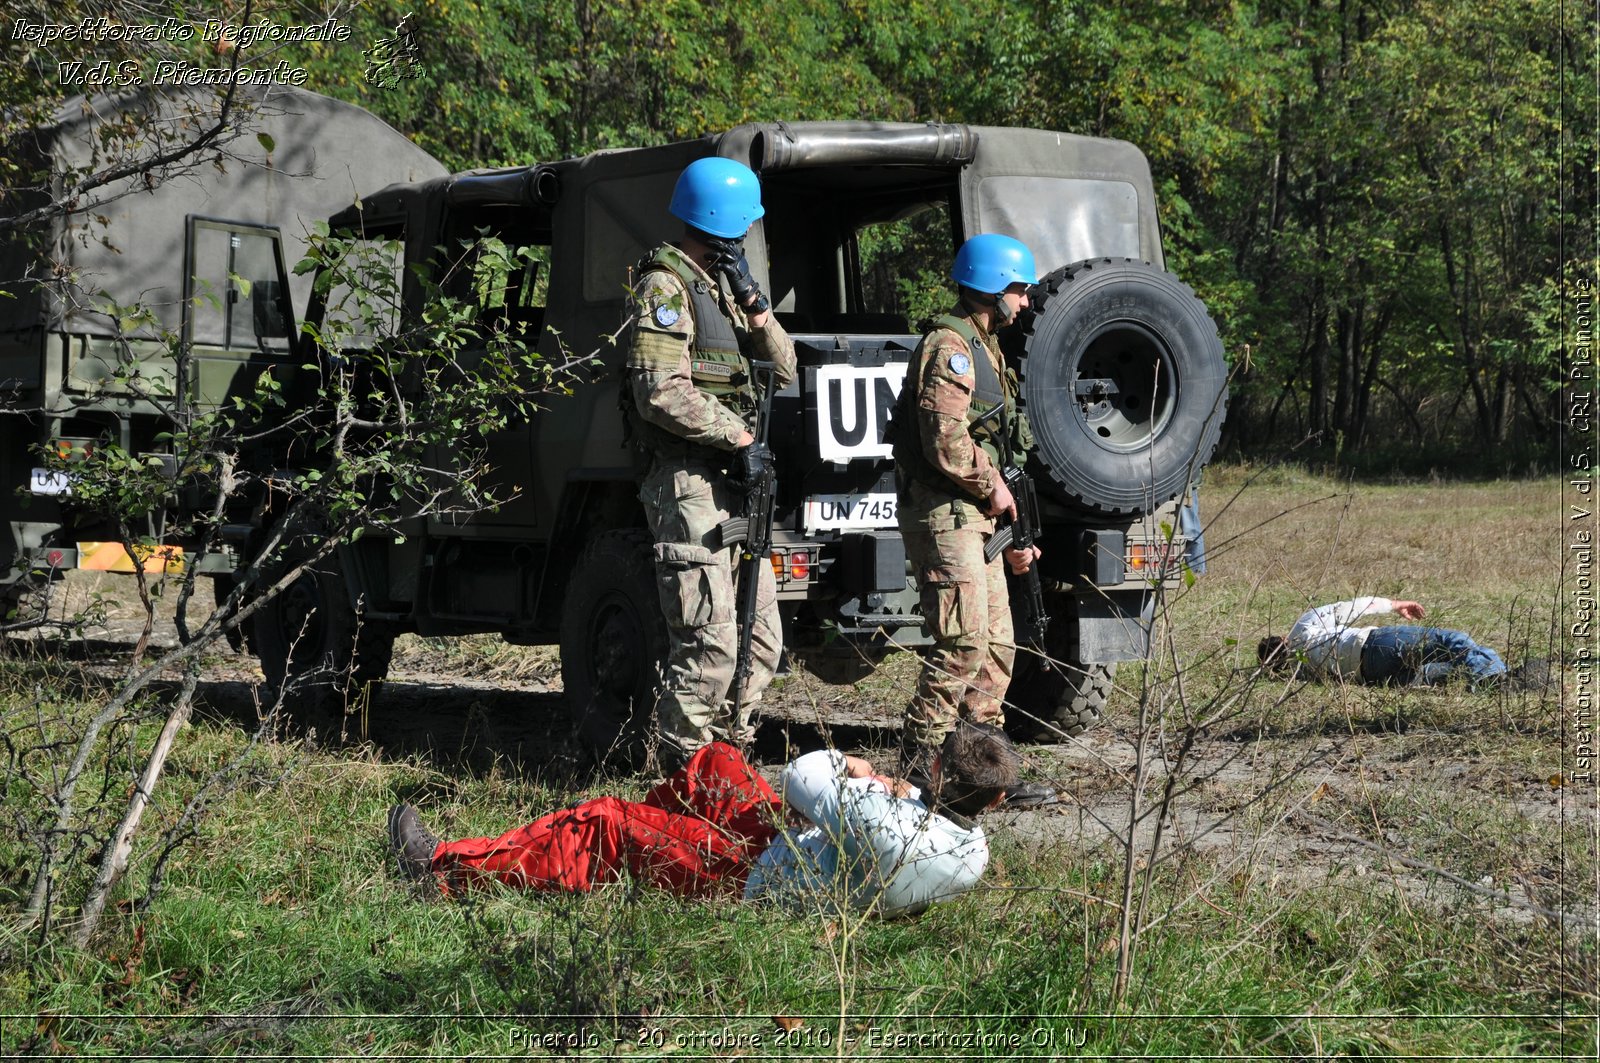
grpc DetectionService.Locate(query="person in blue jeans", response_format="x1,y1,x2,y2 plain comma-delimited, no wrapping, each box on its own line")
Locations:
1256,596,1533,689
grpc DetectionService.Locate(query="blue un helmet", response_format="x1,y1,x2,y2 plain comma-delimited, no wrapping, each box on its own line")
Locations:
951,233,1039,295
669,158,766,240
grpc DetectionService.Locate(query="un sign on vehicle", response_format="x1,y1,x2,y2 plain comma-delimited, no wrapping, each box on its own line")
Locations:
813,364,904,463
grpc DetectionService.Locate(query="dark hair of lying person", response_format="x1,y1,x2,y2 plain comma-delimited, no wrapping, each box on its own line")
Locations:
931,721,1021,817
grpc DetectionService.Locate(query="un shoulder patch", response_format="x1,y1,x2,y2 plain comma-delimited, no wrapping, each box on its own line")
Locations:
948,352,971,375
654,304,681,328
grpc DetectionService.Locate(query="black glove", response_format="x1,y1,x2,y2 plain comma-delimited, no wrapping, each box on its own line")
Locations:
732,442,774,487
711,240,770,315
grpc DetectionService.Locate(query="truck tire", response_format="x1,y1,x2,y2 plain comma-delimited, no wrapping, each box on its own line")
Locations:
1006,654,1116,741
1051,662,1115,736
253,552,395,738
559,528,669,770
211,575,249,653
1017,258,1228,516
0,575,50,633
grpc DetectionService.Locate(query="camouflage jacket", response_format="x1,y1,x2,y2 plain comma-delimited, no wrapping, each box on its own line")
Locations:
625,243,796,454
893,304,1027,507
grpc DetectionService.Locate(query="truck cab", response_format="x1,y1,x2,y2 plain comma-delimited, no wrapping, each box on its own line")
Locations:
0,87,447,620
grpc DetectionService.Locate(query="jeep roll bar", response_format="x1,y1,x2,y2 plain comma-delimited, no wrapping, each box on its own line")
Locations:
445,165,562,208
720,122,979,172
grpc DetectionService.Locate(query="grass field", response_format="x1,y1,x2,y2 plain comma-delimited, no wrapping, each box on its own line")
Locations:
0,466,1594,1059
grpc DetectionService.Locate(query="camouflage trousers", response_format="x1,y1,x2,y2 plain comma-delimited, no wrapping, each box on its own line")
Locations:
900,504,1014,749
640,457,782,763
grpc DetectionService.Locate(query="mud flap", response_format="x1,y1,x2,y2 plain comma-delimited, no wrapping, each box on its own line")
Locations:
1074,591,1154,662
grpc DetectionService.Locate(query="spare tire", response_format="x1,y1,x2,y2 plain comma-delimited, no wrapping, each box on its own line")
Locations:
1016,259,1228,516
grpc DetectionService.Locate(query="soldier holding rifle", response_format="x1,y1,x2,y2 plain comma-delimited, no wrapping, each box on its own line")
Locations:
622,158,796,770
892,234,1054,806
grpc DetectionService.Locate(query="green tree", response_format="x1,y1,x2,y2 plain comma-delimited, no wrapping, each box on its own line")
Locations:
1026,0,1576,464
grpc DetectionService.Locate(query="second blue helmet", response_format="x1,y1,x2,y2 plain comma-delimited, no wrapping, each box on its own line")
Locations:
951,233,1039,294
669,158,766,239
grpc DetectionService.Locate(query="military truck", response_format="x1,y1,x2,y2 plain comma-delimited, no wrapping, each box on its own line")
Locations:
260,121,1228,751
0,86,446,614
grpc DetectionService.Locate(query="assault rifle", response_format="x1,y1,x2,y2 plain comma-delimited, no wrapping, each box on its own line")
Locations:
975,401,1051,664
719,360,779,719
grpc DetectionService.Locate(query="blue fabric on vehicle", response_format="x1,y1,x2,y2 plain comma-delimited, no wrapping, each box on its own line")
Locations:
1179,490,1206,575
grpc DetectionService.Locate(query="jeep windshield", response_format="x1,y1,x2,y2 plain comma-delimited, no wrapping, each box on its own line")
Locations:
758,165,956,335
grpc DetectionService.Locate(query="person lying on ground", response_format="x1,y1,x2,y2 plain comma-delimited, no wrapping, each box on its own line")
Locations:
1257,596,1548,689
387,721,1023,918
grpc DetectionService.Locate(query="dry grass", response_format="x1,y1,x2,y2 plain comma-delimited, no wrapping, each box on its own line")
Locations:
390,634,562,685
1105,464,1590,947
1178,463,1561,661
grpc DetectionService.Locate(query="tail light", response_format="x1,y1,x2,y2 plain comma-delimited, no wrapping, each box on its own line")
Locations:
767,549,813,584
1127,541,1180,574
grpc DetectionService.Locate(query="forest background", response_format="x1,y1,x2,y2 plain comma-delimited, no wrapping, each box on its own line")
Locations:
5,0,1594,475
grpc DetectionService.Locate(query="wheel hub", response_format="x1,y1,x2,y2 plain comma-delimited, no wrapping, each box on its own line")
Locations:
1073,321,1176,451
277,572,327,651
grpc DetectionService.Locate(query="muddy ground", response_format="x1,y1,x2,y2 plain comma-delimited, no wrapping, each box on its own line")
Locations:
18,574,1592,933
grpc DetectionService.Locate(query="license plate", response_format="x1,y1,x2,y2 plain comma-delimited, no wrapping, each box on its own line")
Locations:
802,492,898,532
29,468,72,497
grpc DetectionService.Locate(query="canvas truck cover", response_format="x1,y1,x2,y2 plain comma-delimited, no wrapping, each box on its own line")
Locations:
713,122,1162,270
956,126,1163,270
0,85,447,341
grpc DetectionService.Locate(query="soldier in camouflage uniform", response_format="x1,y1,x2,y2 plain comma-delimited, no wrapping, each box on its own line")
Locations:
893,234,1047,791
624,158,798,768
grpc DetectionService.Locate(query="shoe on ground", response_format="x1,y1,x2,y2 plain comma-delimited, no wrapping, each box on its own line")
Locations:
996,779,1059,810
1505,657,1553,692
387,803,441,885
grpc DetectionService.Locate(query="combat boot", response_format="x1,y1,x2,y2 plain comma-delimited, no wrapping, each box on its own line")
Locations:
996,778,1059,810
387,803,442,885
1505,657,1553,692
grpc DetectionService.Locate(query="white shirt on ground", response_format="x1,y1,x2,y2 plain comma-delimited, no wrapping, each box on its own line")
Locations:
743,749,990,918
1288,596,1395,679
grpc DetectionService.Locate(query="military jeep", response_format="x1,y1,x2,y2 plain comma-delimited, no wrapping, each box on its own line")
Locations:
264,121,1227,750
